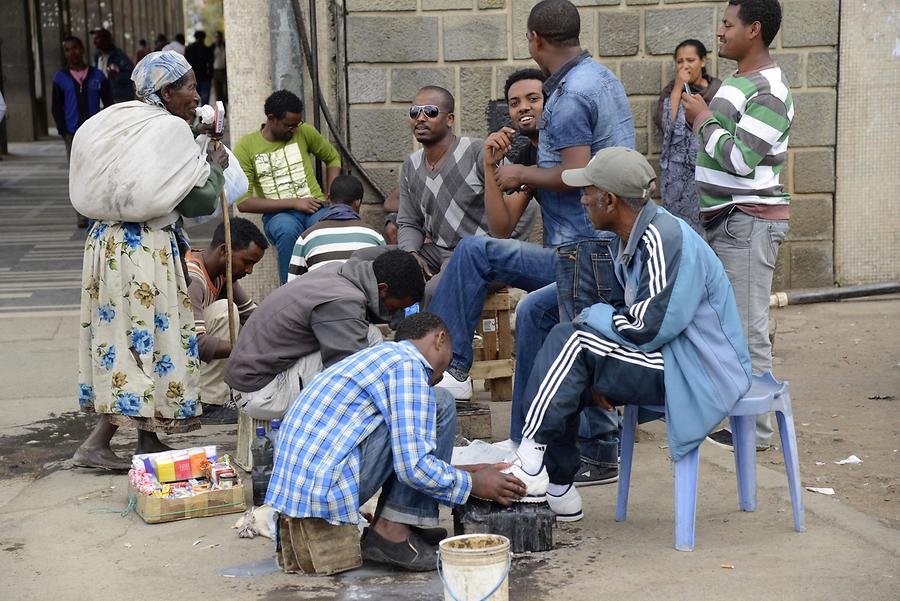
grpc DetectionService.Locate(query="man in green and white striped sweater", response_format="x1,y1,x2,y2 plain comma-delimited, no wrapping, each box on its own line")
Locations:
683,0,790,451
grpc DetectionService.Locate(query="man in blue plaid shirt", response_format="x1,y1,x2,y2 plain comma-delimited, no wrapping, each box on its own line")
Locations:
266,312,526,572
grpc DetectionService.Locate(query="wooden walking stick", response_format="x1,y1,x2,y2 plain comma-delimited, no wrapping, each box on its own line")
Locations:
220,186,236,347
210,101,236,346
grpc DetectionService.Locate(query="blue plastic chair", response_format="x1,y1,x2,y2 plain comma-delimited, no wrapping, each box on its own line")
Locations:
616,372,806,551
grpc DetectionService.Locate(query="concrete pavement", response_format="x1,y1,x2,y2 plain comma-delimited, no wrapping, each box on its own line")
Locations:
1,310,898,601
1,140,897,599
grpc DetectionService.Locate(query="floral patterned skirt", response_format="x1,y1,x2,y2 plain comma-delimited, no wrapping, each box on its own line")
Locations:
77,221,202,433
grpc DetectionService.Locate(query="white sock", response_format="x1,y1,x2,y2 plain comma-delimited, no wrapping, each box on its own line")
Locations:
547,483,571,497
515,437,546,475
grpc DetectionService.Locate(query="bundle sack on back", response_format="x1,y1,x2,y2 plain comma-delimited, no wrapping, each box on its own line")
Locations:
69,100,210,222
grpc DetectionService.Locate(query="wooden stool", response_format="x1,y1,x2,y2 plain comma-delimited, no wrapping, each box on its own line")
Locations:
469,289,517,402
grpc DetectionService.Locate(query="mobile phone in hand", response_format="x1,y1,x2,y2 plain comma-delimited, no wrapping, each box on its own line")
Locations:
683,82,692,96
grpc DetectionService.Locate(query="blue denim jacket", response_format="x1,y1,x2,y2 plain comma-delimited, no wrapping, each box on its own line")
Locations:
537,53,635,247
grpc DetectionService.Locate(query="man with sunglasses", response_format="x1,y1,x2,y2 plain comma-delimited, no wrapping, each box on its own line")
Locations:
395,86,538,315
234,90,341,284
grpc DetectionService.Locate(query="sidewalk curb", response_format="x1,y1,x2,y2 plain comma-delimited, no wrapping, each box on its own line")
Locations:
700,444,900,557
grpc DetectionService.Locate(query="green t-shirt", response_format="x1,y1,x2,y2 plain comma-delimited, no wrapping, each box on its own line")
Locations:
233,123,341,203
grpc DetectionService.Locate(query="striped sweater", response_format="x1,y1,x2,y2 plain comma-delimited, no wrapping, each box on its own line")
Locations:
287,219,385,281
694,66,793,217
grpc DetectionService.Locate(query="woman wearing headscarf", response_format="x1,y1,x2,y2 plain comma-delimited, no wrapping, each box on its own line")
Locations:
654,39,721,233
69,51,228,469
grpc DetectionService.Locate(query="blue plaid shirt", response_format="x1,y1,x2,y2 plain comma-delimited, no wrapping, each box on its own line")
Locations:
265,341,472,525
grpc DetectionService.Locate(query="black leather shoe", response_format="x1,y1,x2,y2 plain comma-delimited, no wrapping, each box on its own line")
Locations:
361,528,438,572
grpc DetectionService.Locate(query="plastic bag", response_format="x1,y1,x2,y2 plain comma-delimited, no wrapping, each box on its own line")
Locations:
183,136,249,227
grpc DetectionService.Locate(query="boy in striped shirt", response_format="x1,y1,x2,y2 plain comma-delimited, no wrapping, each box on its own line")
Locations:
683,0,790,450
287,174,385,281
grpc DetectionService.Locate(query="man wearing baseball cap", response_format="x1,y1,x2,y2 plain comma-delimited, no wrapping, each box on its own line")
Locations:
502,147,752,511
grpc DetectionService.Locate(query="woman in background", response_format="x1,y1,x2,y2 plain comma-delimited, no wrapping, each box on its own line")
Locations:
655,39,720,232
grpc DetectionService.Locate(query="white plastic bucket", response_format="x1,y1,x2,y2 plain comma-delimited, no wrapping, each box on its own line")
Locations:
438,534,511,601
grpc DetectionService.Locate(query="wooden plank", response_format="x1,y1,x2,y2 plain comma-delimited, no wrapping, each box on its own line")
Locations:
482,291,513,311
497,308,513,359
490,378,513,402
469,359,515,380
479,313,499,360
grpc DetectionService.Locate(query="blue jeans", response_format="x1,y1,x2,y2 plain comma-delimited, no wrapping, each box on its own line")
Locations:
520,321,665,484
427,236,621,467
356,388,456,526
510,284,621,468
555,238,625,467
262,208,327,284
428,237,558,376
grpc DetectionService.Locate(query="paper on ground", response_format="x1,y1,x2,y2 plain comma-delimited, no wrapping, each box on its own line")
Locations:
834,454,863,465
452,440,514,466
806,486,836,496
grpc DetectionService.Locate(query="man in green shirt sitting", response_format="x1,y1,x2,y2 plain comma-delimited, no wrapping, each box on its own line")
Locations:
234,90,342,283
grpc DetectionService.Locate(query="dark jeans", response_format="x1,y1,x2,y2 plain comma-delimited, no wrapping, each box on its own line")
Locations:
521,321,665,484
554,237,625,468
356,388,457,526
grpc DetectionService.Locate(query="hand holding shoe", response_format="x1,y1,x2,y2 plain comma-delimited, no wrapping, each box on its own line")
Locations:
469,464,526,506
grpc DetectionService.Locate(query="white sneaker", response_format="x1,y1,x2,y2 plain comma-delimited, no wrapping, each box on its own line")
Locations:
501,458,549,503
435,371,473,400
547,484,583,522
492,439,519,453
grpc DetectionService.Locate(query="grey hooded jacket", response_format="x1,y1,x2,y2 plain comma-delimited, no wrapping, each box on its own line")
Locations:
224,258,391,392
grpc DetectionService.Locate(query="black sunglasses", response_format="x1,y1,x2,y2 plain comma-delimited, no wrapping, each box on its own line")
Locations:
409,104,443,119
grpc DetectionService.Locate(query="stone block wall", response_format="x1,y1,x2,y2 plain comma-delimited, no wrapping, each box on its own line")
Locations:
344,0,839,289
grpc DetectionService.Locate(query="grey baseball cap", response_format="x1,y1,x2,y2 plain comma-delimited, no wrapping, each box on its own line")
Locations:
561,147,656,198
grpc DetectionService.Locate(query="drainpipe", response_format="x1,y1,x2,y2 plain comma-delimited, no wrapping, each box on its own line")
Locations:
769,282,900,308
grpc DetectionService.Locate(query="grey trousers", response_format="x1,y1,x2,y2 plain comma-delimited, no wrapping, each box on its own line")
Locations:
705,210,789,446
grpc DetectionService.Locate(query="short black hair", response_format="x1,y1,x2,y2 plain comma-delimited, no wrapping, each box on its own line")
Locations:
139,38,147,46
265,90,304,119
63,36,84,48
329,175,364,205
211,217,269,252
372,250,425,303
417,86,455,113
194,30,206,41
527,0,581,47
395,312,450,343
728,0,782,46
175,33,185,44
504,68,546,100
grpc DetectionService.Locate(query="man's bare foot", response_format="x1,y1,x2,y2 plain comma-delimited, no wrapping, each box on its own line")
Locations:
136,430,174,454
371,517,412,543
72,446,131,471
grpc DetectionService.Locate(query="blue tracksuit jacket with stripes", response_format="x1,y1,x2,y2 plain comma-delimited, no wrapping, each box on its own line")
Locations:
582,201,752,460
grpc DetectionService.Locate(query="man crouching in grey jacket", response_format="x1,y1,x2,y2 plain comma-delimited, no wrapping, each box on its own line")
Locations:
225,249,424,419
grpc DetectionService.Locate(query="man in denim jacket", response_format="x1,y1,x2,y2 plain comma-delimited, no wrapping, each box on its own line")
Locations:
429,0,633,506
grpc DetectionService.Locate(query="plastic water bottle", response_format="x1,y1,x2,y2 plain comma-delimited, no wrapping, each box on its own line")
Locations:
250,426,274,506
266,419,281,446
